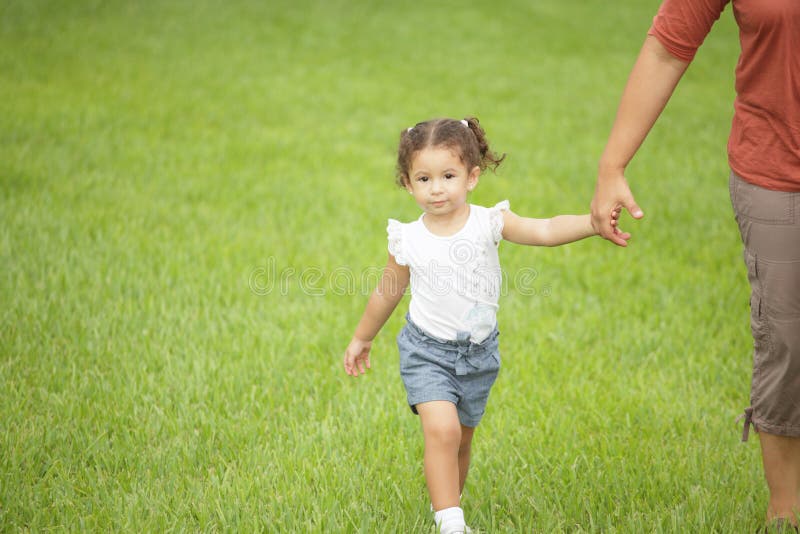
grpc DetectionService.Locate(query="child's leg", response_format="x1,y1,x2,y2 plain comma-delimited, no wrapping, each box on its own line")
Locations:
458,424,475,496
416,400,462,511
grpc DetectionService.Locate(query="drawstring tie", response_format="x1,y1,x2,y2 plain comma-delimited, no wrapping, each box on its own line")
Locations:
737,407,754,442
454,331,480,376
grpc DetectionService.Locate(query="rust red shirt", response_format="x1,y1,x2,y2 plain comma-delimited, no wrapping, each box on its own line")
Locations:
649,0,800,191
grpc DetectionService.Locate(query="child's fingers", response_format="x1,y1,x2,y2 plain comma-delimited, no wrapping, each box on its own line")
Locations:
358,352,371,375
610,207,623,231
344,353,359,376
600,202,639,247
344,354,370,377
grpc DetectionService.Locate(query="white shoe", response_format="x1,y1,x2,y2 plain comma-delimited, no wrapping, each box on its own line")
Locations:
439,525,472,534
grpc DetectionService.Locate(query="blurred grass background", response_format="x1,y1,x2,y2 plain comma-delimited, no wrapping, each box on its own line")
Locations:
1,0,755,531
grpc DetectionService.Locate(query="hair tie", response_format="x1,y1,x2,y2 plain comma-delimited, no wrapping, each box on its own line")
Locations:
460,119,469,128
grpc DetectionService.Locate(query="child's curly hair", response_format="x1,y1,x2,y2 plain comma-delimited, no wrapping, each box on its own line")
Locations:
395,117,506,187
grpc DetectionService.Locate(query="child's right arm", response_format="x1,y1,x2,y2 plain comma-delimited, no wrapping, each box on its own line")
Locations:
343,253,410,377
501,207,627,247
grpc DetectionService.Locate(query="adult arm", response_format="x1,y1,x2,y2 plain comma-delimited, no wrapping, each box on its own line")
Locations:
591,35,690,246
343,253,410,376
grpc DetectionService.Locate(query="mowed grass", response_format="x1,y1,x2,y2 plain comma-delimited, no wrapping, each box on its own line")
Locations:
1,0,759,531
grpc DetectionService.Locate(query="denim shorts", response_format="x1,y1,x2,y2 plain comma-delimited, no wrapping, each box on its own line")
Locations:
397,315,501,428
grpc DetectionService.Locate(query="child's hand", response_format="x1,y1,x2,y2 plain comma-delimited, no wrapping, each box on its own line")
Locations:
344,337,372,377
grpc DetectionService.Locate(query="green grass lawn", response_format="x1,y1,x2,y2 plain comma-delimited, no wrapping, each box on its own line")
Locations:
1,0,760,531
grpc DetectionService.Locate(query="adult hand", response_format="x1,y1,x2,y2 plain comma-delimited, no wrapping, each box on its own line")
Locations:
343,337,372,377
591,169,643,247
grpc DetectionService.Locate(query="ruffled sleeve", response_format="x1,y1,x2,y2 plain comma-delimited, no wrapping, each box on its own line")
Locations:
489,200,510,244
387,219,407,265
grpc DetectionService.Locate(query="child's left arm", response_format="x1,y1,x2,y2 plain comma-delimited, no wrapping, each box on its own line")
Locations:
502,207,623,247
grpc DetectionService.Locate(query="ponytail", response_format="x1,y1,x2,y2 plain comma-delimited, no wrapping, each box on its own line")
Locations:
462,117,505,172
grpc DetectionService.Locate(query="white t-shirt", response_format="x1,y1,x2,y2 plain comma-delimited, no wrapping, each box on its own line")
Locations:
388,201,509,343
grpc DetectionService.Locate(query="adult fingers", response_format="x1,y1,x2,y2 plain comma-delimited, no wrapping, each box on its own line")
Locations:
624,196,644,220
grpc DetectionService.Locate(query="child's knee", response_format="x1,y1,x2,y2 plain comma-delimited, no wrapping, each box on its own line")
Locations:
424,419,462,448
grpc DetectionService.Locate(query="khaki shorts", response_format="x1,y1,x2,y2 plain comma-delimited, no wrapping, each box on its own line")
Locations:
730,171,800,439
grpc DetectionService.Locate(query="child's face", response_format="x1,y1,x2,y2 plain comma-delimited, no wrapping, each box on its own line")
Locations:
404,146,480,218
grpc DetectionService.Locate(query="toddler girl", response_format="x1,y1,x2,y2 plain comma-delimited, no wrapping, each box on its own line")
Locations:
343,117,621,533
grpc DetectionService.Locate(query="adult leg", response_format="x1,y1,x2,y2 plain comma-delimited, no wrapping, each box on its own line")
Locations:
416,401,463,511
760,433,800,525
730,172,800,527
